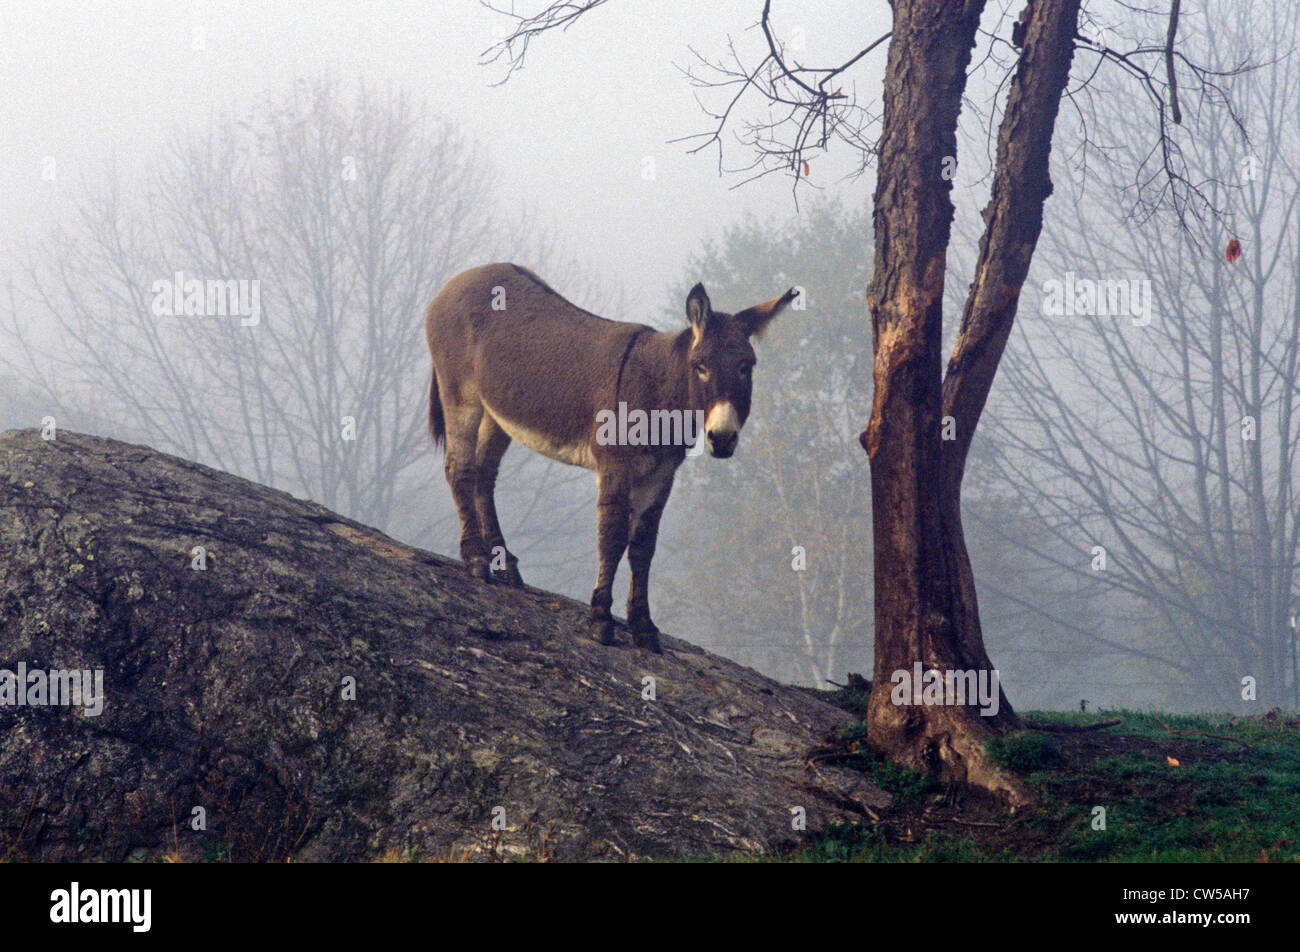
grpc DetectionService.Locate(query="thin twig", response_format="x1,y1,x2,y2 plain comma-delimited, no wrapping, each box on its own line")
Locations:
1155,716,1254,750
1025,719,1122,732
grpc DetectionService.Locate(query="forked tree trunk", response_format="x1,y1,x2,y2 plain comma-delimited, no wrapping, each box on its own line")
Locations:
862,0,1083,805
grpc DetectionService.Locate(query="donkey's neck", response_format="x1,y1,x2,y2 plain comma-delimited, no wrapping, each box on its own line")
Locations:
620,327,693,412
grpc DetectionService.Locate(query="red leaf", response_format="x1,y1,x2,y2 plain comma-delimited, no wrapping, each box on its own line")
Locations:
1225,239,1242,262
802,160,811,178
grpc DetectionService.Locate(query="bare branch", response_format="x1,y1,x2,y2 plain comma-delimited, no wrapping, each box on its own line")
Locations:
479,0,611,82
1165,0,1182,124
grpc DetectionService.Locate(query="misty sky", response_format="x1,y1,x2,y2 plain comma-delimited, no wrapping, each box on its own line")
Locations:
1,0,890,310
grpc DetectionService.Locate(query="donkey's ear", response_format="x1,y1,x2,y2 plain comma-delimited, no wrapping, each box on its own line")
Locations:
736,287,798,339
685,283,712,344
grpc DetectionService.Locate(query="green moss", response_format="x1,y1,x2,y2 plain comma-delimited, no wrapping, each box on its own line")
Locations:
871,761,940,804
986,731,1064,773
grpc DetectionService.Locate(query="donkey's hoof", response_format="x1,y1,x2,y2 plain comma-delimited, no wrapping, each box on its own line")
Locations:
492,564,524,587
632,626,663,654
467,558,492,583
590,618,618,646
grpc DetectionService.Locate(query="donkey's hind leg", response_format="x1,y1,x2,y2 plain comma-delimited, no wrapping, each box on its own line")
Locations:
473,414,523,587
443,401,492,582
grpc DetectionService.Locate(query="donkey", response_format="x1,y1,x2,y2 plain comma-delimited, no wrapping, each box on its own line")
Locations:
425,263,795,652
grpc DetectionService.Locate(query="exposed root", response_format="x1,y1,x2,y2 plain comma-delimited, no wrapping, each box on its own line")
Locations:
1025,718,1122,733
1155,716,1255,751
867,697,1037,809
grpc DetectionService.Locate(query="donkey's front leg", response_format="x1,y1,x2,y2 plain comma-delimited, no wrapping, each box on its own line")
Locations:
590,470,630,646
626,464,675,654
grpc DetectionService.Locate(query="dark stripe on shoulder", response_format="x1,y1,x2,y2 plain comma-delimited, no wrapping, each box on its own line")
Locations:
614,328,650,402
509,264,557,294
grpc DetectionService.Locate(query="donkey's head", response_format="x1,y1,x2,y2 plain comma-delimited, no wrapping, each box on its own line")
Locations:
684,282,797,458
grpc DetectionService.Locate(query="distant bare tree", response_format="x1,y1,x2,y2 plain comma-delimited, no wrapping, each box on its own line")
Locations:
985,1,1300,711
1,77,598,553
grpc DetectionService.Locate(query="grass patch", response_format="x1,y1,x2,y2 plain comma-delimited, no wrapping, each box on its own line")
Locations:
788,709,1300,862
986,731,1063,772
872,761,941,804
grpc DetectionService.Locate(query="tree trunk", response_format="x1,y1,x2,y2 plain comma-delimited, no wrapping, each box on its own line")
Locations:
862,0,1083,805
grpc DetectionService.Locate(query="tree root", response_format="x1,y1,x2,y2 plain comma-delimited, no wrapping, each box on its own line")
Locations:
1155,716,1254,750
867,699,1037,809
1025,719,1122,733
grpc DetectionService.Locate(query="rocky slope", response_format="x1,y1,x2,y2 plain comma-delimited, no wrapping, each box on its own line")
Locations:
0,429,884,861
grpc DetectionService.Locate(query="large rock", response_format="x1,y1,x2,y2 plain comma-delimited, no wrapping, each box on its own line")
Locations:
0,429,884,861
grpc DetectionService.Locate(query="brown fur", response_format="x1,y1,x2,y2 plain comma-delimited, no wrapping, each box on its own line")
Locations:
425,262,795,652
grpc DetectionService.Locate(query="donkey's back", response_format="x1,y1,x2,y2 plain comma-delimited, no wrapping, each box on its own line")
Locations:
425,262,644,460
426,264,641,384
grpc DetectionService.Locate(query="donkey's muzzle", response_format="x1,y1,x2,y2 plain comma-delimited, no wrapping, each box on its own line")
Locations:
707,429,738,458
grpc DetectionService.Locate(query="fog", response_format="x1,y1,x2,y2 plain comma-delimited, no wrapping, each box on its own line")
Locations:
2,1,1296,716
1,1,884,306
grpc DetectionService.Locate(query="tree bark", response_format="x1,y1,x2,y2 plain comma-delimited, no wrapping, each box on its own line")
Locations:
862,0,1083,805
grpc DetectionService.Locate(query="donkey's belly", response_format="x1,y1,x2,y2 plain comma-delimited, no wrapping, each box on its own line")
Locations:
484,402,597,470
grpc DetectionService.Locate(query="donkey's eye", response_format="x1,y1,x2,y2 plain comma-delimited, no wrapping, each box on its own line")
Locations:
738,363,754,377
694,363,709,380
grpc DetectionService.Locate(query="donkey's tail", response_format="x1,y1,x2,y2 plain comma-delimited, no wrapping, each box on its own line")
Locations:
428,370,446,450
